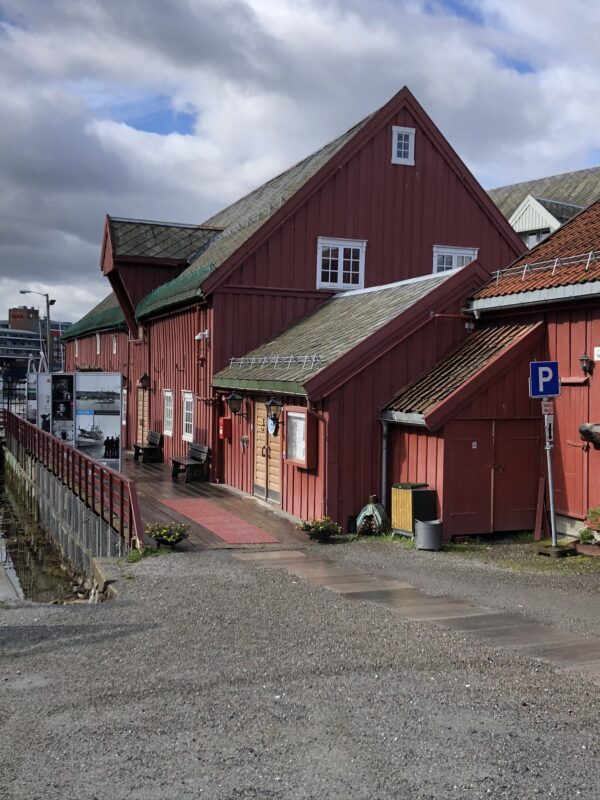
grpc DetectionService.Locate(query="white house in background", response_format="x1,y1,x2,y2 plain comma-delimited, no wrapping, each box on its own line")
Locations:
489,164,600,249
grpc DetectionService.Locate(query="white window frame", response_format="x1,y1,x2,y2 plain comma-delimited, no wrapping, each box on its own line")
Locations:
95,332,101,356
74,339,79,358
432,245,479,274
182,391,194,442
111,334,118,355
391,126,415,166
163,390,173,436
316,237,366,291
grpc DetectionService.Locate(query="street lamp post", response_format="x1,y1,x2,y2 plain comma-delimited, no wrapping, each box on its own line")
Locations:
19,289,56,373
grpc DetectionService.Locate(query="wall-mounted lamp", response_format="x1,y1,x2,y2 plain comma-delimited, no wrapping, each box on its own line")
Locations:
265,397,283,423
138,372,152,391
580,354,594,375
226,391,247,418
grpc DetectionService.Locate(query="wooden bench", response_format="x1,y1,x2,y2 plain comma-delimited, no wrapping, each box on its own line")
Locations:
133,431,163,463
171,443,210,483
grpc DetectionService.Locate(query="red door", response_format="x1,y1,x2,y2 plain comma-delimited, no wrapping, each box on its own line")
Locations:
493,420,541,531
554,387,588,519
444,421,494,537
444,419,541,537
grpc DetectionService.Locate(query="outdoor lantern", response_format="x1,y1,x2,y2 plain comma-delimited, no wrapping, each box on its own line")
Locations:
580,354,594,375
226,391,245,416
265,397,283,423
138,372,151,390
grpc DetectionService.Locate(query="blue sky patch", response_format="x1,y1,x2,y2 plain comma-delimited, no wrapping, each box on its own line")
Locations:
125,102,196,136
426,0,484,25
499,56,536,75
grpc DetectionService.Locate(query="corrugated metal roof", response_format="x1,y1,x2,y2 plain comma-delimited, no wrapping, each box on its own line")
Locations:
109,217,219,261
473,198,600,300
136,117,371,319
213,272,453,393
384,323,536,417
62,293,125,340
489,165,600,220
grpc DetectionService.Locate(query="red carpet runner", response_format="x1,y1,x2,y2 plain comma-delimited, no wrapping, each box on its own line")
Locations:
160,498,281,544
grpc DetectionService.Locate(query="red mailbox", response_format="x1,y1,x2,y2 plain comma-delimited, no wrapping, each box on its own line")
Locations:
219,416,232,440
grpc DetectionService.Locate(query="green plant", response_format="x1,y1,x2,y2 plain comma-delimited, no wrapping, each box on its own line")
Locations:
144,521,190,545
126,547,162,563
585,506,600,526
299,516,342,540
579,528,598,545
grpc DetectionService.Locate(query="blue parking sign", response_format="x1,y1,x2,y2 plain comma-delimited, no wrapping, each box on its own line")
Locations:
529,361,560,398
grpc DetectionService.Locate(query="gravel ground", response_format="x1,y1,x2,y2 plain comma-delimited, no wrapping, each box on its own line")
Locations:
323,538,600,638
1,549,599,800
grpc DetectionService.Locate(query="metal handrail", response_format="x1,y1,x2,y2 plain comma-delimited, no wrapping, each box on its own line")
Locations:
4,411,142,548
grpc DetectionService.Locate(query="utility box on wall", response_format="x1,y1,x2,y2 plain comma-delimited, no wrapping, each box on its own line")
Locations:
219,416,232,440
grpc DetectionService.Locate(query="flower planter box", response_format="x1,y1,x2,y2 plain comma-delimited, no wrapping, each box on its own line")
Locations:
574,542,600,557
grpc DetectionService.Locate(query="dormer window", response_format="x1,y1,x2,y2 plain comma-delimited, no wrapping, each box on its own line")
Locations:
433,245,478,273
317,237,366,291
391,126,415,166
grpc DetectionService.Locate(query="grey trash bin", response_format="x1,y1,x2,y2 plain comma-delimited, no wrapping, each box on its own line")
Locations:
415,519,442,551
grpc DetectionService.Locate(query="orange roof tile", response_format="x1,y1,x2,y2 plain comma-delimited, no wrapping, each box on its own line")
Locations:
474,198,600,299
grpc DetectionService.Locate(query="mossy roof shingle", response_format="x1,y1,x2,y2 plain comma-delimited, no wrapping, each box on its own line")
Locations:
62,293,125,340
109,217,219,261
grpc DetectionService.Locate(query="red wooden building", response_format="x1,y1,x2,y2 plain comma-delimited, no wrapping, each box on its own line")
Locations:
384,197,600,538
63,87,523,529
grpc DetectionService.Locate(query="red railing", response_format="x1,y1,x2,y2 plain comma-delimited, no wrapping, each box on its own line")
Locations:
5,411,142,549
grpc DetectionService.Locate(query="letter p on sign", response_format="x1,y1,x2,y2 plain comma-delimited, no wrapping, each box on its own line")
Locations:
529,361,560,398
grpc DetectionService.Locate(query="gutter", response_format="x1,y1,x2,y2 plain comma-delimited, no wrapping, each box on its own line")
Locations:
470,280,600,313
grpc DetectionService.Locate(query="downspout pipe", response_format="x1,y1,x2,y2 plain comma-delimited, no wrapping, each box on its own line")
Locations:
381,419,389,510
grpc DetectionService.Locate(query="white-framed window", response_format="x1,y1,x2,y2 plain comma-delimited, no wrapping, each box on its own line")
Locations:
317,237,366,291
182,392,194,442
95,332,101,355
122,388,127,427
163,390,173,436
112,334,118,355
391,126,415,166
433,245,479,273
74,339,79,358
286,411,306,463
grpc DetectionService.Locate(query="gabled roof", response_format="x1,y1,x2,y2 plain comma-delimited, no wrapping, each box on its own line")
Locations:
472,197,600,305
135,117,370,319
536,197,583,224
212,272,459,395
489,165,600,220
108,217,219,262
383,322,543,429
508,194,581,235
136,86,522,320
61,293,125,340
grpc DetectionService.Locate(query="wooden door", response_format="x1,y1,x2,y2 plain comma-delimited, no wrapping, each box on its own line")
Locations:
493,419,541,531
136,388,149,444
253,402,281,503
554,387,588,519
444,421,494,537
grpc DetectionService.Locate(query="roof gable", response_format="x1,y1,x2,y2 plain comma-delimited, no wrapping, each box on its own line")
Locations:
137,86,522,319
489,165,600,220
508,194,563,234
383,322,544,429
108,217,220,262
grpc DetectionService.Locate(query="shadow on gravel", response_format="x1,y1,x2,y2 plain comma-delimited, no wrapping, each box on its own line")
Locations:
0,622,151,656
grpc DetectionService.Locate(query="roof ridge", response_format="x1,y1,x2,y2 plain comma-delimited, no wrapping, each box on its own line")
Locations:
109,216,217,230
490,163,600,194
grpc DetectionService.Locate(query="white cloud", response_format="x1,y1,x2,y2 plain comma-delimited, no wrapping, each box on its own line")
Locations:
0,0,599,323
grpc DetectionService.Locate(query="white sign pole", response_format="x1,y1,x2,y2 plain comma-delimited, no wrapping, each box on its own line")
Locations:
543,399,558,547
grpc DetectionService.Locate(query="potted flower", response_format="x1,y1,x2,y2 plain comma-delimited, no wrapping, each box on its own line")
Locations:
299,516,342,542
575,525,600,556
145,521,190,547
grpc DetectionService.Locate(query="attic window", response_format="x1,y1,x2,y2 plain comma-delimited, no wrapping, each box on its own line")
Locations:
317,237,366,291
433,245,478,273
391,126,415,166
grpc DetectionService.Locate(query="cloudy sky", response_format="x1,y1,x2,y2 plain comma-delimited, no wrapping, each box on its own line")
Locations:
1,0,599,323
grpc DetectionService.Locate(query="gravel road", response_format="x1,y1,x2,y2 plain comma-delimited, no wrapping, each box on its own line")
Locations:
0,548,599,799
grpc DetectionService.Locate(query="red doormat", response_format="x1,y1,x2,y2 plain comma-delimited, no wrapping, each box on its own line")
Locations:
160,498,280,544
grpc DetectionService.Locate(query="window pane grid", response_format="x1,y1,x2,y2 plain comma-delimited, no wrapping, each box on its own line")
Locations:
318,239,365,290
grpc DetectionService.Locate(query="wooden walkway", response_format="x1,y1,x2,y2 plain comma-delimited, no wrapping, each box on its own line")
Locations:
122,452,307,551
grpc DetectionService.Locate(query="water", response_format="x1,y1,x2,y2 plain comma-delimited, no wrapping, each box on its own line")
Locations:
0,469,74,603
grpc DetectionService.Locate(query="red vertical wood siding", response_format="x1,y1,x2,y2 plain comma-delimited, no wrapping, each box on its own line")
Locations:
389,427,445,518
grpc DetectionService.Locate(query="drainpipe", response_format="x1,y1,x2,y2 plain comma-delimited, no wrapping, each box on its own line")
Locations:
381,419,389,509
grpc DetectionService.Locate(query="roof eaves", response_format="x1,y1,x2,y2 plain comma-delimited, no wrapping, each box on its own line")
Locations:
470,280,600,312
381,410,426,426
211,376,306,395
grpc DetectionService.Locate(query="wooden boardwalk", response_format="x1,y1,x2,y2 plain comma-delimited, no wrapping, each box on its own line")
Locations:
122,452,307,551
